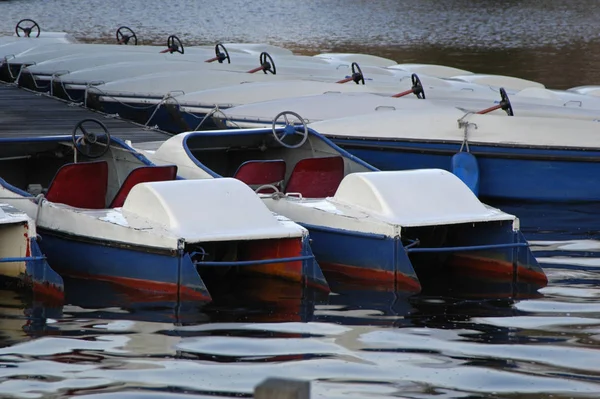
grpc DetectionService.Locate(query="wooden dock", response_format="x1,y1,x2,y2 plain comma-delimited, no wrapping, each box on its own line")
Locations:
0,83,172,143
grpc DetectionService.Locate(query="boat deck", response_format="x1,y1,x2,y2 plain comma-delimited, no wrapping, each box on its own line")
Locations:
0,83,172,143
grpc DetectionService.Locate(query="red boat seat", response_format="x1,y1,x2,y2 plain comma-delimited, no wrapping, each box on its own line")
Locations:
285,156,345,198
233,160,286,193
109,165,178,208
45,161,109,209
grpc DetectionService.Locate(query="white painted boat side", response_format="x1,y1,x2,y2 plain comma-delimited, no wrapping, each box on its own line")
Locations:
309,107,600,149
0,203,33,278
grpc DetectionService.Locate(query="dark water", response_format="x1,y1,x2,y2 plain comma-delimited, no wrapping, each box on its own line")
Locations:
1,1,600,398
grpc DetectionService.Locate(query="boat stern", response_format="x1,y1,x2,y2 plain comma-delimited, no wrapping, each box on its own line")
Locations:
0,204,64,302
331,169,547,296
122,178,330,293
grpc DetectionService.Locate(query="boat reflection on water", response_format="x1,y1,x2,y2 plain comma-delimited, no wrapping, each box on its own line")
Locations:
0,258,544,346
0,288,62,347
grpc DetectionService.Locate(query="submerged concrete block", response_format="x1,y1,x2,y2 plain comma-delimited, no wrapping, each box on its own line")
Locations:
254,377,310,399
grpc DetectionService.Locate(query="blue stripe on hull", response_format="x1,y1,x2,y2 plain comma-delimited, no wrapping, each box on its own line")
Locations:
300,224,421,293
38,231,211,302
332,138,600,202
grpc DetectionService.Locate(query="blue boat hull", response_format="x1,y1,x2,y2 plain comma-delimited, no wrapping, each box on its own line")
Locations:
37,229,212,303
301,223,421,293
301,219,546,296
330,138,600,202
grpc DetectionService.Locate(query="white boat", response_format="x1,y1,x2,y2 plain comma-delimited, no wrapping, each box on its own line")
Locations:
136,118,548,295
0,120,329,302
214,88,600,130
305,106,600,202
0,202,64,300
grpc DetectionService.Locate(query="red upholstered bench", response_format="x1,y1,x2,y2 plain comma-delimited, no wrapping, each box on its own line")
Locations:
45,161,109,209
285,156,345,198
233,160,286,193
109,165,178,208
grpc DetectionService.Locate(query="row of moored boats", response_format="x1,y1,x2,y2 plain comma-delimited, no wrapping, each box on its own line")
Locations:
6,18,599,303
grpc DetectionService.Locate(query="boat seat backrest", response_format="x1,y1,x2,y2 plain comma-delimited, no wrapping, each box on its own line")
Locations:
233,160,286,193
285,156,345,198
45,161,109,209
109,165,178,208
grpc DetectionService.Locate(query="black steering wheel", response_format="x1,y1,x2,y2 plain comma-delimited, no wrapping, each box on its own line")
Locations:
165,35,184,54
259,52,276,75
215,43,230,64
351,62,365,85
272,111,309,149
15,19,40,38
499,87,514,116
116,26,138,45
411,73,426,99
72,119,112,159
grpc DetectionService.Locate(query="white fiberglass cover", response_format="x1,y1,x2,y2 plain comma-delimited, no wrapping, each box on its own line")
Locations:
309,107,600,149
331,170,515,227
121,178,304,242
176,80,402,108
220,92,446,124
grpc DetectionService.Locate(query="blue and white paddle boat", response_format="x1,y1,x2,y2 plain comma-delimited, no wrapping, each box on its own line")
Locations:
137,112,547,295
305,97,600,203
0,119,328,302
0,202,64,301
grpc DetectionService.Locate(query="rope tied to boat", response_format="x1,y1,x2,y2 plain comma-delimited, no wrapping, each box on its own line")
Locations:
457,112,477,153
11,63,28,84
144,91,185,127
194,105,225,130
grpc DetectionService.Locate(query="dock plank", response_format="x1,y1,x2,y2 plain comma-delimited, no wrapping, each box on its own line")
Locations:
0,83,171,143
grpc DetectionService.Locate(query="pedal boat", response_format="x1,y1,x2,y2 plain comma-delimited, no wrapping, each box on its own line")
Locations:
0,119,328,302
140,112,547,295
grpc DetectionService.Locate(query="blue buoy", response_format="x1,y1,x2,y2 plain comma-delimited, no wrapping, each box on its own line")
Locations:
451,152,480,196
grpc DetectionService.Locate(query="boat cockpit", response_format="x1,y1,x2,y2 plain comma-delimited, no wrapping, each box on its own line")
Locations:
0,119,177,209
